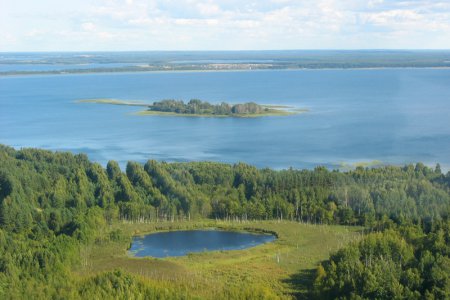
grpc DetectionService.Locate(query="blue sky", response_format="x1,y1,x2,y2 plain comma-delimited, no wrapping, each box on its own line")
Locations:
1,0,450,51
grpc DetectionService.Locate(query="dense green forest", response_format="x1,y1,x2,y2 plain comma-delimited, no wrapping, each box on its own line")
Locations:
0,144,449,298
314,223,450,299
148,99,269,115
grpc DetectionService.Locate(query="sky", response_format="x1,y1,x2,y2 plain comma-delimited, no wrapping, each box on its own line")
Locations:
1,0,450,51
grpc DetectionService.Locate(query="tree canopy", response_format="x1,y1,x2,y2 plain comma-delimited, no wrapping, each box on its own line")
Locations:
0,144,449,298
148,99,267,115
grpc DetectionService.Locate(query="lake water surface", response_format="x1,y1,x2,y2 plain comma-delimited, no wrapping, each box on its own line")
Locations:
129,230,276,257
1,68,450,170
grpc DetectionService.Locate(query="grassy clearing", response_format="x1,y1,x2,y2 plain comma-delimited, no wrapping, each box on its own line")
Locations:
77,98,151,106
75,220,361,299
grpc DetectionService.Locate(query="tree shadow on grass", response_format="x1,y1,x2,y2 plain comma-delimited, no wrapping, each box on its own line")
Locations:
283,268,316,300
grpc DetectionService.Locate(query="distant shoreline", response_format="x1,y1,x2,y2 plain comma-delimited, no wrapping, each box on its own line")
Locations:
3,49,450,77
3,66,450,77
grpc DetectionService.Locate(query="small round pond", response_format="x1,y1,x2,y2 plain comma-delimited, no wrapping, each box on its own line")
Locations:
129,229,276,258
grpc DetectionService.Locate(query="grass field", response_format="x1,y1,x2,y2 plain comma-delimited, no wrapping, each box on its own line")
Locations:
75,220,361,299
77,99,151,106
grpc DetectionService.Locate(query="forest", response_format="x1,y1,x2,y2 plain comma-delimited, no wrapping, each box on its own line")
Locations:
148,99,267,115
0,144,449,299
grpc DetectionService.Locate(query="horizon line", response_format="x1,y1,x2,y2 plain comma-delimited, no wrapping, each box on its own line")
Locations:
2,49,450,54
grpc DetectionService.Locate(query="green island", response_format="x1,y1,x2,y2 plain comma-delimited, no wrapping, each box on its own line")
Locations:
78,98,305,117
1,144,449,299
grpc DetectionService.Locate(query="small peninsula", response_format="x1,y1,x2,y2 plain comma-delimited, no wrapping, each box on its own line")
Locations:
78,98,306,117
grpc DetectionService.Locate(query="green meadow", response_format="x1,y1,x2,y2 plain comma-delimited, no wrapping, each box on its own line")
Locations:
76,220,361,299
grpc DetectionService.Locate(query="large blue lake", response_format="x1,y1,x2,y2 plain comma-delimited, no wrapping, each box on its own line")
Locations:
1,69,449,170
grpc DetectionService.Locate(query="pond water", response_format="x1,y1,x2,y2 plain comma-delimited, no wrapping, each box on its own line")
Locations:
129,230,276,258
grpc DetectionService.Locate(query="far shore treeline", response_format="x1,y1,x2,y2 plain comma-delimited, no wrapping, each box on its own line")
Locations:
148,99,268,115
0,144,449,298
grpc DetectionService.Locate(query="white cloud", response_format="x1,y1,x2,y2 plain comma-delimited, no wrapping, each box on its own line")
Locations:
0,33,17,49
81,22,96,31
1,0,450,50
368,0,384,8
196,3,221,16
26,29,46,37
